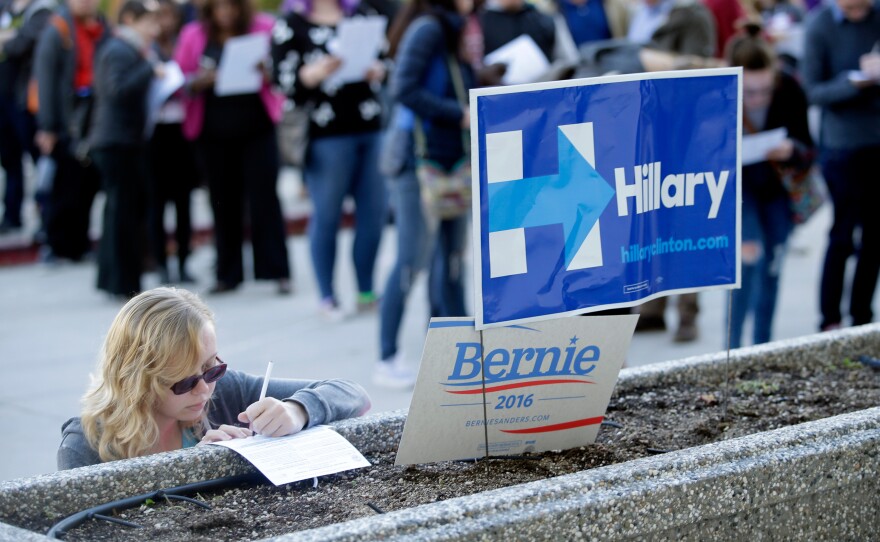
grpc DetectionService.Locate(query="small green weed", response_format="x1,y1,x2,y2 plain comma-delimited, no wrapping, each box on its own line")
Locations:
736,380,780,396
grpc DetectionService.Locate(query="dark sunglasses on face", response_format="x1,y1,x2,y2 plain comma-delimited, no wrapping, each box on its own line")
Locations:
170,358,228,395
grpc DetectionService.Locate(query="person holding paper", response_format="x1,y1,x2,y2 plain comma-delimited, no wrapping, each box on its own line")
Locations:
147,0,198,285
726,26,813,348
57,287,371,470
271,0,388,321
89,0,164,299
802,0,880,332
480,0,556,61
174,0,292,296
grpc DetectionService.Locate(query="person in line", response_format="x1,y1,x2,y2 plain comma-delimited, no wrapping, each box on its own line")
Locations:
802,0,880,331
32,0,107,262
376,0,476,388
271,0,388,320
90,0,163,299
627,0,716,58
149,0,199,285
0,0,55,233
478,0,580,84
58,286,371,469
726,25,813,348
175,0,292,295
553,0,631,49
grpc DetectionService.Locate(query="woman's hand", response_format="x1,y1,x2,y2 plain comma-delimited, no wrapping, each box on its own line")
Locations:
199,424,254,444
859,52,880,81
256,59,271,84
237,398,309,437
189,67,217,93
364,60,386,84
766,138,794,162
35,130,57,156
298,55,342,89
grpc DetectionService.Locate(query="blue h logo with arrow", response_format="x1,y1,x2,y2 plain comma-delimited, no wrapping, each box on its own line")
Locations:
486,123,615,278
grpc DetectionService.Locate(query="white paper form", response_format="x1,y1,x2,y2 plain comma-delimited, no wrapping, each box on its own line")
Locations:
215,33,269,96
742,127,787,166
324,16,387,88
209,425,370,486
145,61,185,137
484,34,550,86
148,61,185,115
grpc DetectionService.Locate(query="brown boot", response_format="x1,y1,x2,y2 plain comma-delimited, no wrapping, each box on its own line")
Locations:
674,320,698,342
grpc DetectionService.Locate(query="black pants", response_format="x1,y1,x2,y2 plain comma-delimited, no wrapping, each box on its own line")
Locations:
148,123,198,272
819,146,880,327
0,94,37,227
92,146,149,297
44,141,101,260
198,127,290,287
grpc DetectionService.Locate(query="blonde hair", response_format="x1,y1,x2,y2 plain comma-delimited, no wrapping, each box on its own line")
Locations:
81,287,214,462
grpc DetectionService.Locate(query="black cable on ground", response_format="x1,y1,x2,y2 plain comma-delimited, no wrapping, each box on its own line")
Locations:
47,472,265,539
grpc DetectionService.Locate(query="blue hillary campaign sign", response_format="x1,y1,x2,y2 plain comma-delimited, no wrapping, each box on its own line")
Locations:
471,69,742,329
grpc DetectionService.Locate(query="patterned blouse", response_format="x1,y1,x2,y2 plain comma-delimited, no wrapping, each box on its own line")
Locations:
271,10,384,139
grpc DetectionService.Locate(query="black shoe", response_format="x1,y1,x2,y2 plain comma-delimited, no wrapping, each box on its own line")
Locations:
635,315,666,332
277,278,292,295
178,267,195,283
208,282,237,294
673,322,698,343
0,222,21,234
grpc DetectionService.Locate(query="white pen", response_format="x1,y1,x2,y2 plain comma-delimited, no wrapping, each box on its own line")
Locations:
259,361,274,402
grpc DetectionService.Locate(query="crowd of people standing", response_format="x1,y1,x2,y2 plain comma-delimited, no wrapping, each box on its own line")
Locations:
1,0,879,388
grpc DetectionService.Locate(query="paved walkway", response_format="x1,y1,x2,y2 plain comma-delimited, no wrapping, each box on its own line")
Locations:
0,167,874,482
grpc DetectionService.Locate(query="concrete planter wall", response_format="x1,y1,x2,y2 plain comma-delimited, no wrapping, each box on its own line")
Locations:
2,325,878,541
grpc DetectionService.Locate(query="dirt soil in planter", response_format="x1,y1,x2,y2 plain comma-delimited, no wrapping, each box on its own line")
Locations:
18,361,880,541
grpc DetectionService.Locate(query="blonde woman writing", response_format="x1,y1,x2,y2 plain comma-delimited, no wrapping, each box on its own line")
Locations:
58,287,371,470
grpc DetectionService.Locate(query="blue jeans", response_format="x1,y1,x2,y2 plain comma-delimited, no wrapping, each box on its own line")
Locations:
728,191,792,348
379,168,468,360
819,146,880,328
304,131,387,301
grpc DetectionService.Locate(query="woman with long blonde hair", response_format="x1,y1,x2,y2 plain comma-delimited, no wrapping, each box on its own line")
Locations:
59,287,370,469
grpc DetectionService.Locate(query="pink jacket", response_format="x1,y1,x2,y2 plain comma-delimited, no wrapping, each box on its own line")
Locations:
174,13,284,140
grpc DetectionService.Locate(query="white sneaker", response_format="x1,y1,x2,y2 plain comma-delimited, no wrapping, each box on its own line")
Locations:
373,355,417,389
318,298,347,323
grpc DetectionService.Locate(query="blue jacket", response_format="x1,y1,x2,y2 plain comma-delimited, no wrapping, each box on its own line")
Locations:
391,13,475,171
57,370,371,470
802,2,880,149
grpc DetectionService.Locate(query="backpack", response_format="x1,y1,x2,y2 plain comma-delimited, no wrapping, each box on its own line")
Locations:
26,14,72,115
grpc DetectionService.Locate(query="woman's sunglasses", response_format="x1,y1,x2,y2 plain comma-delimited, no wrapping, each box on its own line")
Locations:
170,358,228,395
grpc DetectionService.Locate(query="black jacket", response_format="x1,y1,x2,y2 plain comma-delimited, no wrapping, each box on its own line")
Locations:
32,7,109,137
0,0,55,107
479,3,556,61
89,33,154,149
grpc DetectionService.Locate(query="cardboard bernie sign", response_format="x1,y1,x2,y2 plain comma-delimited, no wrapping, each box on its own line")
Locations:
395,315,638,465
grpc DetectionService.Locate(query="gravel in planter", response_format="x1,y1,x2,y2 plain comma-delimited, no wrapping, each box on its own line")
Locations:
41,360,880,542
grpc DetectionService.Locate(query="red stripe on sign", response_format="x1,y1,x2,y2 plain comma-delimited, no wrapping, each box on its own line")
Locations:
499,416,605,434
445,379,593,395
